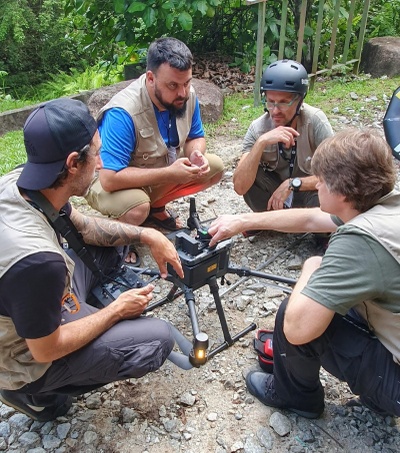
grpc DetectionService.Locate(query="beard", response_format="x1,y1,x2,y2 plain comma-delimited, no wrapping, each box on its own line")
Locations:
154,84,188,118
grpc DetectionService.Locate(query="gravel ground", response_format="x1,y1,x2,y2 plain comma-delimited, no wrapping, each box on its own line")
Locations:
1,97,400,452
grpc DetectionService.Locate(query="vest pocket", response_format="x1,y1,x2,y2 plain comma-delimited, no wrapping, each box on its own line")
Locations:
139,127,154,139
11,338,34,363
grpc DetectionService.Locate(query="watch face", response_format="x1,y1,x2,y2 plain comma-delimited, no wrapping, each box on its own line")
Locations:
292,178,302,189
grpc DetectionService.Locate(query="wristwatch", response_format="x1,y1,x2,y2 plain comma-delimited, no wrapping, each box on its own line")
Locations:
289,177,302,192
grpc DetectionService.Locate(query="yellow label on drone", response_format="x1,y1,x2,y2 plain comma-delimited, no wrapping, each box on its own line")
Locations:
207,263,217,273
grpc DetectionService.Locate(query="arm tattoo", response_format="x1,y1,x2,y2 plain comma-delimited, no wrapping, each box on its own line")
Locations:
73,212,143,247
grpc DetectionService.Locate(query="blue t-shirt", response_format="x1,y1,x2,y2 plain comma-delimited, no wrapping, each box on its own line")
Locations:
99,99,204,172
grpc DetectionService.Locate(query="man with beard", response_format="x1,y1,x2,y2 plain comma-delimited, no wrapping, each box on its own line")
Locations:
86,37,224,263
233,60,333,215
0,98,184,421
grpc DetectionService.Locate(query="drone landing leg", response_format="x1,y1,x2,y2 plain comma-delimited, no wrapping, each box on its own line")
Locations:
207,276,256,360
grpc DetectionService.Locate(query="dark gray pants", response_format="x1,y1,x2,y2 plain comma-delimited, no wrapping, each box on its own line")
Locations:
20,246,174,400
244,166,319,212
273,298,400,416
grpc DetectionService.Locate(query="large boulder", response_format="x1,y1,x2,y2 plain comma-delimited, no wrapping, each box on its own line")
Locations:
360,37,400,78
87,78,223,123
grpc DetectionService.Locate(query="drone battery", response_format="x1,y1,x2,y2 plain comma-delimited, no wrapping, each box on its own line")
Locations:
168,231,233,290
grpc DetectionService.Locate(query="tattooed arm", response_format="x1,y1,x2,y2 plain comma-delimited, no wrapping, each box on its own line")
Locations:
70,206,143,247
70,207,183,278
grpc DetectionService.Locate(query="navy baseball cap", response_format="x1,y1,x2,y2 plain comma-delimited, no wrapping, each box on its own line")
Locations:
17,98,97,190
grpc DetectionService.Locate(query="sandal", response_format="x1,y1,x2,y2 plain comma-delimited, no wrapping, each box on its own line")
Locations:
147,206,182,231
125,244,141,266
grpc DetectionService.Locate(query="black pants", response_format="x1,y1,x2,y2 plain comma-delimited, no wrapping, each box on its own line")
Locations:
244,166,319,212
19,246,174,402
273,298,400,416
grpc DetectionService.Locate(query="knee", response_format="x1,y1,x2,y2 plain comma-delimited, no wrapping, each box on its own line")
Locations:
210,170,224,185
119,203,150,225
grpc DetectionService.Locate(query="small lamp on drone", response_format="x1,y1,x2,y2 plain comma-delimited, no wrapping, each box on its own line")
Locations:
189,332,209,367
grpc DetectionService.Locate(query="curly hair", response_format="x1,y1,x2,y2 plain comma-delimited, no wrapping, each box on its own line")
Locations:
311,128,397,212
146,37,193,74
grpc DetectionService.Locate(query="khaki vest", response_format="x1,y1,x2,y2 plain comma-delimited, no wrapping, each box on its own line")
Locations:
339,191,400,364
97,74,196,169
0,169,75,389
245,103,332,179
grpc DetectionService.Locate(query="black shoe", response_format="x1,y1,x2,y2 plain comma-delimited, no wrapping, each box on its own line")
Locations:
245,371,323,419
0,390,72,422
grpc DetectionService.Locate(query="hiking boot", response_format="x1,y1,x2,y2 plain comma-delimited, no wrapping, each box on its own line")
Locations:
0,390,73,422
245,371,323,419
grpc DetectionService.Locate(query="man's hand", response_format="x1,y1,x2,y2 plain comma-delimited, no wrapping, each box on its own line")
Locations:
208,215,245,247
258,126,299,149
111,284,154,319
189,150,210,176
168,157,207,183
140,228,183,279
267,179,291,211
27,284,156,363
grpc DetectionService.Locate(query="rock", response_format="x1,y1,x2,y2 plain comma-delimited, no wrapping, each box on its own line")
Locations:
269,411,291,436
86,78,223,123
179,392,196,407
287,254,302,270
360,37,400,77
121,407,138,423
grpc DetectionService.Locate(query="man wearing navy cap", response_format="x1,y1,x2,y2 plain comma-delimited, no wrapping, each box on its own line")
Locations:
0,98,183,422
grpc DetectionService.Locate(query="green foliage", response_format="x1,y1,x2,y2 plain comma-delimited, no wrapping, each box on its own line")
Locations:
367,0,400,37
65,0,223,65
32,64,124,101
2,0,400,99
0,0,92,93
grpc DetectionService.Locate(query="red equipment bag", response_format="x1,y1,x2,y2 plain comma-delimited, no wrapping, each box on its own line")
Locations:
253,329,274,373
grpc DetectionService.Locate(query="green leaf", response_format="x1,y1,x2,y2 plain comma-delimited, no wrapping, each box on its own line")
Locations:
269,23,279,39
127,2,147,13
284,46,294,59
113,0,125,14
195,0,208,16
206,6,215,18
143,8,156,27
304,25,314,37
178,12,193,31
166,13,174,29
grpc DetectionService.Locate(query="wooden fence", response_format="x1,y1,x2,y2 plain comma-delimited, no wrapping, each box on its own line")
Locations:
248,0,371,105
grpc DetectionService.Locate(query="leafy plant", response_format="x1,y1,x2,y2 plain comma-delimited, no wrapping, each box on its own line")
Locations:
0,0,92,92
367,0,400,37
32,64,124,101
65,0,222,65
0,70,8,97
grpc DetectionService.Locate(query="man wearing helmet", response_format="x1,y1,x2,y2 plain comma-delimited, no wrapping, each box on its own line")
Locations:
234,59,333,213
